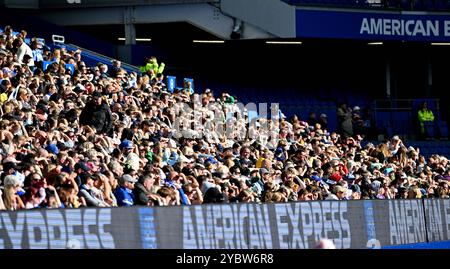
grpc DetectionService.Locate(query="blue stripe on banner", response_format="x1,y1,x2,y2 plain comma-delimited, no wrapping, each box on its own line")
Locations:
382,241,450,249
138,208,157,249
364,200,376,243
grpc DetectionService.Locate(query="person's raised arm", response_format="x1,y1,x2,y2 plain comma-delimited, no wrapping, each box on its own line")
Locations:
48,185,62,208
68,173,79,193
104,108,113,137
16,194,25,209
0,189,6,210
99,174,113,205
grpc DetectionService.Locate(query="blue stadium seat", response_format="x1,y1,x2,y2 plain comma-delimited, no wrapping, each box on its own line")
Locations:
424,122,436,139
43,61,53,71
401,0,412,9
424,0,436,9
167,76,176,93
438,121,448,139
65,63,75,75
434,0,446,9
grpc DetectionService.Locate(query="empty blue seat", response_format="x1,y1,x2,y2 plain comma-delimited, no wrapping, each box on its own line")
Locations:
424,122,436,138
401,0,412,9
438,121,449,138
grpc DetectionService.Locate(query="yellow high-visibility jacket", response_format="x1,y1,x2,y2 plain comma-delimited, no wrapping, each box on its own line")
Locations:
418,109,434,133
139,59,165,78
418,109,434,123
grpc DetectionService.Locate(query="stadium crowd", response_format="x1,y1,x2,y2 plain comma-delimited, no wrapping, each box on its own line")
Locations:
0,25,449,210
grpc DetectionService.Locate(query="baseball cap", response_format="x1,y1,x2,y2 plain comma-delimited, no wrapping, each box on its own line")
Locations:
206,156,218,164
119,140,134,150
120,174,138,184
260,168,270,176
329,173,342,182
383,167,394,175
74,161,91,172
344,173,356,181
46,143,59,155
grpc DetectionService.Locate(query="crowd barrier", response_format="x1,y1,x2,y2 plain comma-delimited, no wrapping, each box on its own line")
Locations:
0,199,449,249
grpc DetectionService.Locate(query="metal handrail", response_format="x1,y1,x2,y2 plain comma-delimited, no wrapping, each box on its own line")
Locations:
66,43,140,73
372,98,440,111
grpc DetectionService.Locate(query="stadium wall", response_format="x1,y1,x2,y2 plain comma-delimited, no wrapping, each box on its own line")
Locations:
0,199,449,249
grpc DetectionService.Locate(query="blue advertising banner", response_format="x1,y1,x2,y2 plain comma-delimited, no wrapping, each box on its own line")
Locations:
167,76,177,93
296,9,450,41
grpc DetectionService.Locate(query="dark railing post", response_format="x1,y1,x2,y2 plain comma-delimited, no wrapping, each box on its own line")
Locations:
421,198,429,243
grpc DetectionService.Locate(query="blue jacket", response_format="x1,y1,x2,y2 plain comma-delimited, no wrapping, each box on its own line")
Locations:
114,186,135,207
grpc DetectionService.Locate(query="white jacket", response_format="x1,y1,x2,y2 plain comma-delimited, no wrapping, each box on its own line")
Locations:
17,42,34,66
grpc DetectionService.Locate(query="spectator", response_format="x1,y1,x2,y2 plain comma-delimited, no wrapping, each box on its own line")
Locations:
114,174,137,206
60,183,86,208
417,101,435,139
337,103,353,138
139,56,165,79
93,172,117,206
79,91,113,135
109,60,121,78
133,174,154,206
30,40,43,64
13,37,34,67
307,112,318,126
352,106,365,136
0,25,449,214
78,173,110,207
1,175,25,210
318,113,328,131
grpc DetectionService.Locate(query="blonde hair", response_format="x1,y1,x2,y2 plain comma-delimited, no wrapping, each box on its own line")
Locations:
2,176,20,210
408,186,422,199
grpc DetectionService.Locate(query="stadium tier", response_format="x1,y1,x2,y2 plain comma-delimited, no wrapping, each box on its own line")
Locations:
0,0,450,250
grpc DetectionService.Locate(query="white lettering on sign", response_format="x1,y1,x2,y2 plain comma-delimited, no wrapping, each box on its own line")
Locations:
425,199,444,242
0,212,26,249
275,202,351,249
444,21,450,36
0,209,115,249
389,200,426,245
182,204,273,249
360,18,440,37
443,199,450,240
46,210,67,249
